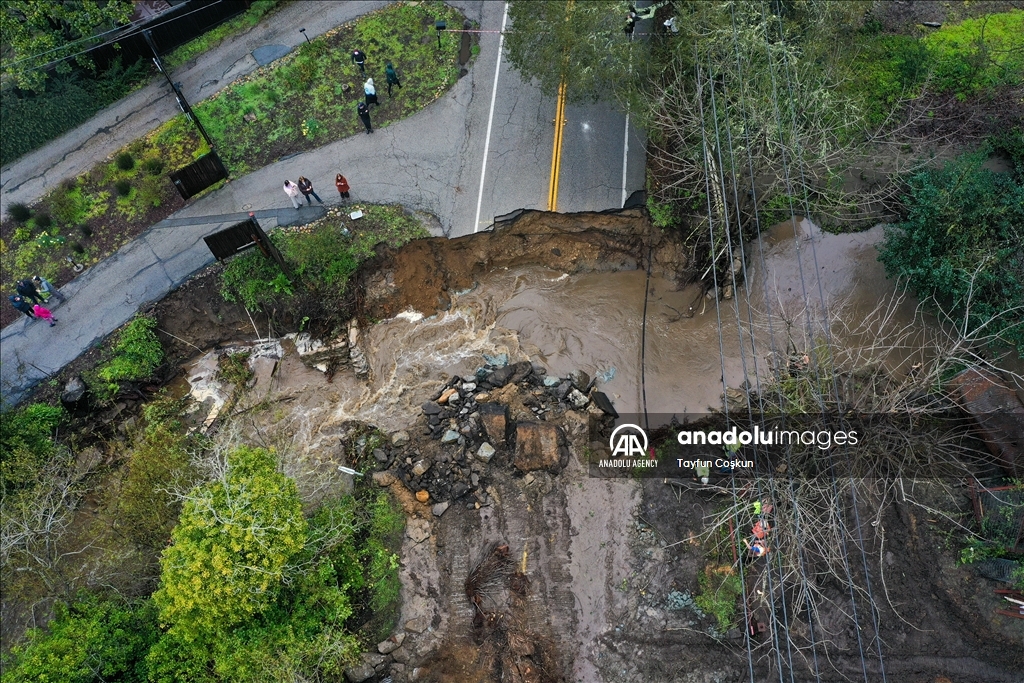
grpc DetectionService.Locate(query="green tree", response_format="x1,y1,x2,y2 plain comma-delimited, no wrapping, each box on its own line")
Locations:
152,447,307,644
878,150,1024,355
0,0,135,92
504,0,644,102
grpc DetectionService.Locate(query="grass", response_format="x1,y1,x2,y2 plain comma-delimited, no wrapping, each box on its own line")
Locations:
694,565,744,632
163,0,288,72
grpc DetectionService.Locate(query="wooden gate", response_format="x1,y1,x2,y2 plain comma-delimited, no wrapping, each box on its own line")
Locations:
169,151,228,200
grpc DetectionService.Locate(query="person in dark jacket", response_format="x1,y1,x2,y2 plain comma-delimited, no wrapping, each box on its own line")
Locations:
351,49,366,73
297,176,323,205
9,295,35,319
385,62,402,96
16,278,42,305
335,174,351,200
358,102,373,134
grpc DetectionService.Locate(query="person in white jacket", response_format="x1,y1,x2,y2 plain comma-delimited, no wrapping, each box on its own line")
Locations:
283,180,302,209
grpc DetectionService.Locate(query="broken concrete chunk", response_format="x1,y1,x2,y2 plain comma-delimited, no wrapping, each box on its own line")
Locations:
378,632,406,654
343,662,375,683
567,388,589,409
432,501,450,517
478,402,509,446
476,442,496,463
392,430,410,446
513,422,568,473
405,616,429,634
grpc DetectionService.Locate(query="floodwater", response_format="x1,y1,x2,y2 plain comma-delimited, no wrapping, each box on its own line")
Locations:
317,218,924,428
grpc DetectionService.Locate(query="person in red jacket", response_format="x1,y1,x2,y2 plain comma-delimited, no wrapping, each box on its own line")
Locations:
335,174,351,200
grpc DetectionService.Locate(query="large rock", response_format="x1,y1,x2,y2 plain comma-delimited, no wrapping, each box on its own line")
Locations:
478,403,510,446
378,632,406,654
476,442,496,463
487,365,515,387
513,422,568,473
344,661,375,683
569,369,591,391
508,360,534,384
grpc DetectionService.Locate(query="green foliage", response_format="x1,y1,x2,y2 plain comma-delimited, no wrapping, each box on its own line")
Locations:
505,0,642,102
7,202,32,223
878,150,1024,355
163,1,285,71
646,195,676,229
49,182,90,226
923,10,1024,99
153,446,307,643
0,1,136,92
116,152,136,171
1,593,159,683
141,158,165,176
95,316,164,398
114,180,132,197
0,403,64,495
694,567,744,632
364,492,404,615
0,58,152,165
111,400,200,549
846,34,929,129
218,352,253,389
34,213,52,230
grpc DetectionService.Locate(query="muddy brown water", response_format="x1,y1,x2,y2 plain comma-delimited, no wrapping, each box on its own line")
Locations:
325,218,921,427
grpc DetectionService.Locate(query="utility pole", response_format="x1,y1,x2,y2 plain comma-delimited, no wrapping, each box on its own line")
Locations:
143,30,226,176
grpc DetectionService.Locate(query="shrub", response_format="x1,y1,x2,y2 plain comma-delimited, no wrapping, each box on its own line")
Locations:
96,315,164,393
12,226,32,242
7,202,32,223
33,213,52,229
71,242,85,254
0,403,64,495
114,179,132,196
1,593,159,683
878,149,1024,355
141,157,164,176
115,152,135,171
79,224,93,238
694,566,744,632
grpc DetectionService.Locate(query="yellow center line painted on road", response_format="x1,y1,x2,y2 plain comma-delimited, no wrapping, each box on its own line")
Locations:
547,79,568,212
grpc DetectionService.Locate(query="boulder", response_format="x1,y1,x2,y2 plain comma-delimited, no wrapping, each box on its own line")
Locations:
478,403,510,446
421,401,442,415
513,422,568,473
392,430,410,446
487,365,515,387
553,381,573,400
378,632,406,654
406,519,430,544
344,662,375,683
543,376,561,387
567,388,589,409
61,376,87,408
508,360,534,384
569,369,591,391
405,616,429,634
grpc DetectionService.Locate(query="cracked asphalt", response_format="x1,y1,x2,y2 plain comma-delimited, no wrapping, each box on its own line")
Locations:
0,1,646,406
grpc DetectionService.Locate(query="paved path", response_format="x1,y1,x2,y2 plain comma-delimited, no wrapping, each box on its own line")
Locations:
1,1,646,406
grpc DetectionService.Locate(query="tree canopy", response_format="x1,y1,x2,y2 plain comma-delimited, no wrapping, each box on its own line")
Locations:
1,0,135,92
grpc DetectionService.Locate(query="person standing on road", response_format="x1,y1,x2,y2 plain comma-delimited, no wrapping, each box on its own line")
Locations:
32,303,57,327
364,78,378,107
351,49,366,73
385,62,401,96
32,275,65,303
297,176,323,205
358,102,373,134
16,278,43,305
335,173,351,200
283,180,303,209
9,295,36,320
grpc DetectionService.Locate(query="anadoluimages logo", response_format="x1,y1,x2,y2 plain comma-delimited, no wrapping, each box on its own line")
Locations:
609,424,648,457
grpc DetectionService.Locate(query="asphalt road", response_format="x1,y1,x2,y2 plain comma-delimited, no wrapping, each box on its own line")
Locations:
1,1,647,405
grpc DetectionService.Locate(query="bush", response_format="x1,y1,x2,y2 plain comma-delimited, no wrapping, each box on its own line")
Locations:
878,150,1024,355
2,593,159,683
694,567,744,632
7,202,32,223
71,242,85,254
96,315,164,393
33,213,52,229
0,403,64,495
114,179,132,196
115,152,135,171
141,157,164,176
79,224,93,238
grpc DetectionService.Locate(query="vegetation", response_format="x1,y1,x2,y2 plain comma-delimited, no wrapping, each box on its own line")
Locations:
220,205,428,330
0,1,135,92
0,403,64,496
694,566,744,632
163,1,286,71
878,149,1024,355
93,316,165,400
195,1,466,174
1,593,159,683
